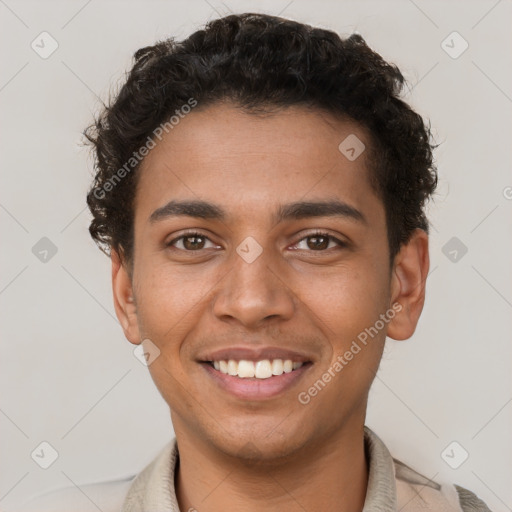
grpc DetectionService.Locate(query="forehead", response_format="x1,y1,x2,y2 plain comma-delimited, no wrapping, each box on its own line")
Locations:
134,103,382,223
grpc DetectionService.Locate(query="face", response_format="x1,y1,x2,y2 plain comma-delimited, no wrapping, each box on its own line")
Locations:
112,103,428,461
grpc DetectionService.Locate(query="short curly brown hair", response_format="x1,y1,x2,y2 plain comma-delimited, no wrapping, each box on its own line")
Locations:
84,13,437,265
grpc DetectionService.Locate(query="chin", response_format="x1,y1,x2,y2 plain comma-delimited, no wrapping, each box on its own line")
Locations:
210,422,310,464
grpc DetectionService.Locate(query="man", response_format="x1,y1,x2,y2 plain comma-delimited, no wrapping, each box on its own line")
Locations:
19,12,492,512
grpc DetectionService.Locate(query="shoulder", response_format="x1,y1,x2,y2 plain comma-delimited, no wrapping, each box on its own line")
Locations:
454,483,494,512
15,475,136,512
393,458,493,512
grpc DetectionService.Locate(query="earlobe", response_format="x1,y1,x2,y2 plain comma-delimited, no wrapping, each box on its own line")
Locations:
111,249,141,345
387,229,430,341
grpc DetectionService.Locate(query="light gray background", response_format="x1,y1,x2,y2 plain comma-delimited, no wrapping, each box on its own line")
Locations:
1,0,511,510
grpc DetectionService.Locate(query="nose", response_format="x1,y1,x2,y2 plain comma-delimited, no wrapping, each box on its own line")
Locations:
212,246,295,330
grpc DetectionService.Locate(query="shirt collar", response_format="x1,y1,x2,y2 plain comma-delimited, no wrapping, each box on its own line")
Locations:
122,426,397,511
362,426,397,511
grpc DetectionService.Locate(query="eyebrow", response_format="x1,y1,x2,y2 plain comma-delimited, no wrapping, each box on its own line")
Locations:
149,199,366,225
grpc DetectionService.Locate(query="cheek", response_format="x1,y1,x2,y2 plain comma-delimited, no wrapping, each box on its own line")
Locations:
133,263,212,404
133,261,213,348
297,262,390,339
326,269,390,381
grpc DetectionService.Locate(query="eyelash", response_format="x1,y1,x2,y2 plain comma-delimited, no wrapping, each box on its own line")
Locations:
166,230,347,252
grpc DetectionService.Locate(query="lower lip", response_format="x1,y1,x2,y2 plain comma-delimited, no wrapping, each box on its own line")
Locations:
201,363,311,400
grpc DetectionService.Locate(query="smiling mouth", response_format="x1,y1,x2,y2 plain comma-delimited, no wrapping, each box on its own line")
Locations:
204,359,311,379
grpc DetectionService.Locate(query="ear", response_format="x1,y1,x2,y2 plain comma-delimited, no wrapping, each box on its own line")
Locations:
111,249,141,345
387,229,430,341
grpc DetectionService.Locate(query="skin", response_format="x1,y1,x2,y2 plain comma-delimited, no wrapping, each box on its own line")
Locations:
112,103,429,511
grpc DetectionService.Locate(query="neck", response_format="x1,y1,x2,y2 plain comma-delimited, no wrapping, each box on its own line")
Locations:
174,420,368,512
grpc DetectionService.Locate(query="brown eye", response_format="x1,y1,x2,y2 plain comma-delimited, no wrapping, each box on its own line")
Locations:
292,232,346,252
167,232,219,251
306,235,330,250
182,235,206,250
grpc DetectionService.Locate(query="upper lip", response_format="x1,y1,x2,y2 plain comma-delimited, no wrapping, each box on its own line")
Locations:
198,346,314,363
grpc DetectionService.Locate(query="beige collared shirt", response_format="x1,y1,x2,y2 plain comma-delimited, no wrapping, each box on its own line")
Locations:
18,427,492,511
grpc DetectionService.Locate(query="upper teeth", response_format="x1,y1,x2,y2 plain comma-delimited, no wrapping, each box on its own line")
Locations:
212,359,303,379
